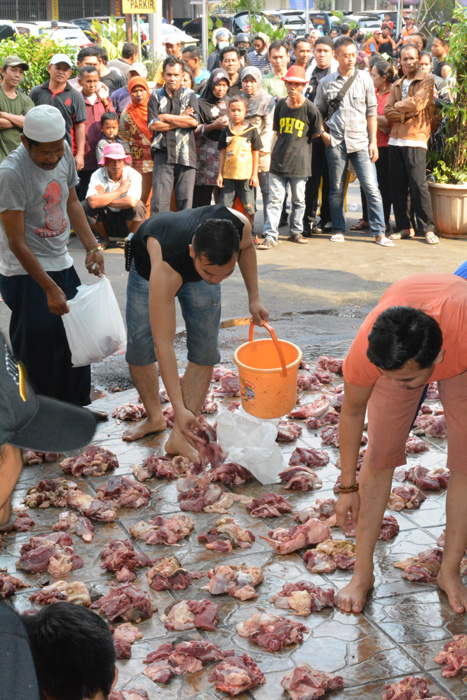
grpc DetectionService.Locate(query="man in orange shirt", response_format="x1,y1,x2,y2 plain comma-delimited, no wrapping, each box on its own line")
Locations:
335,274,467,616
396,16,418,48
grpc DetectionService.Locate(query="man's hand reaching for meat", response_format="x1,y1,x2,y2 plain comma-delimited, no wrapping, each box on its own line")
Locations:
176,407,205,450
335,492,360,535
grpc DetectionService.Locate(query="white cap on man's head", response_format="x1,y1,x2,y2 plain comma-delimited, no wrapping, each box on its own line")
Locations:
49,53,73,68
23,105,66,142
129,62,147,78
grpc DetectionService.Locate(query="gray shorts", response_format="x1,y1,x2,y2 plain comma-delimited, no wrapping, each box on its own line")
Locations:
125,263,222,366
219,179,256,215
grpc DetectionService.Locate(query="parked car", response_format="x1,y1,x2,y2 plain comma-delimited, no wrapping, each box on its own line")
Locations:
302,11,334,35
14,21,92,48
182,15,233,42
233,11,284,35
0,20,16,42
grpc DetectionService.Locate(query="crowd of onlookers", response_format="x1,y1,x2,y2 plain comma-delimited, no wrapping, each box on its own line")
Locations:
0,19,454,251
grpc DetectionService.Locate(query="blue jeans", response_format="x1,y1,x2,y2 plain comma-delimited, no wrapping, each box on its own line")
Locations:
264,173,307,242
326,142,385,236
125,262,221,367
258,171,270,230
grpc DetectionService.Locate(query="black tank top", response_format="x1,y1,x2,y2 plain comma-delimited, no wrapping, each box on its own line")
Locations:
433,60,449,78
132,205,244,282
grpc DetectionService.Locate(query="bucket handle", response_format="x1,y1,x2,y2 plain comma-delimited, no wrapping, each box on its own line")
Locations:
249,322,287,377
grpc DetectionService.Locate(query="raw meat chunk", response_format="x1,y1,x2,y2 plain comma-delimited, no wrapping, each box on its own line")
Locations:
16,533,83,577
143,640,227,685
209,462,254,486
281,663,344,699
270,581,335,616
316,356,344,375
205,564,263,600
382,676,430,699
29,580,90,606
112,623,142,659
0,509,35,533
112,403,147,421
394,547,444,582
236,613,308,651
202,393,218,414
294,499,337,527
261,519,332,554
66,489,118,522
96,476,151,509
53,511,94,542
0,571,29,599
276,420,303,442
23,451,61,465
247,493,292,518
413,414,447,438
213,371,241,397
388,485,426,511
394,465,450,491
130,514,195,545
61,445,118,477
161,599,219,631
304,539,356,573
297,373,322,392
289,447,330,467
110,689,150,700
405,435,429,454
24,479,78,509
198,517,255,552
434,634,467,677
99,539,153,582
178,481,251,514
208,653,265,695
279,465,323,491
289,395,331,420
379,515,400,541
133,455,190,482
91,584,154,622
146,555,204,591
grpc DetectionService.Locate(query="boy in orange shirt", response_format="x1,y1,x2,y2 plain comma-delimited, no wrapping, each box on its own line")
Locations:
217,96,262,227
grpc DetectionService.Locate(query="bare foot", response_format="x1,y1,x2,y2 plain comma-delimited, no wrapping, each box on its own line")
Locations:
122,416,167,442
165,425,198,461
336,573,375,614
437,569,467,614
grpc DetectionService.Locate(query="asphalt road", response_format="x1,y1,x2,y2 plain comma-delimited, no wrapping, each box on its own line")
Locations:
1,182,465,394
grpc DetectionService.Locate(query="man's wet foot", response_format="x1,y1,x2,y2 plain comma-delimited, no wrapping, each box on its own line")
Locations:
122,417,167,442
336,573,375,614
437,569,467,614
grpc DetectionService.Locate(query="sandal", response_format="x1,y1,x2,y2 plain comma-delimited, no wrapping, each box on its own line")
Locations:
288,234,308,244
425,232,440,245
330,233,345,242
375,235,395,247
350,220,369,231
389,229,415,240
256,236,277,250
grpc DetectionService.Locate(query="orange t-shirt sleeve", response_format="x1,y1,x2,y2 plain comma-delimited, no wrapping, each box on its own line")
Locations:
343,313,381,387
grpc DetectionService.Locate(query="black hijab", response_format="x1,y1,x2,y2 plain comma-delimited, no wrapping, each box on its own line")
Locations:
198,67,230,133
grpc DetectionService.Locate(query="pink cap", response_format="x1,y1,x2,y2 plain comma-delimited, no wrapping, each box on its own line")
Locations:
98,142,131,166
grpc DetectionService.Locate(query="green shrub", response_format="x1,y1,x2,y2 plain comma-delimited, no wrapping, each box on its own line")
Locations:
0,34,77,93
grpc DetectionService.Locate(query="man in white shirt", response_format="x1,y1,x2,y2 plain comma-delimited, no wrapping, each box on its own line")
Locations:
82,142,146,248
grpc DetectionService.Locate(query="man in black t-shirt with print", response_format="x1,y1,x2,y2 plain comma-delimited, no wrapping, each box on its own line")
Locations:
124,204,268,459
258,65,321,249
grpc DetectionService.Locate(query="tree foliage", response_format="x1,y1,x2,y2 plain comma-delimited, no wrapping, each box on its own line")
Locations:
431,4,467,183
0,34,76,93
89,15,143,60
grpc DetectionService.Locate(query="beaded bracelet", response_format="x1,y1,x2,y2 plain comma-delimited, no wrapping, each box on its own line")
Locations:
338,483,359,493
86,246,103,256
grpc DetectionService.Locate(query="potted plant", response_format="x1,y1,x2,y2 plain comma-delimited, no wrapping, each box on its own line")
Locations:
428,5,467,238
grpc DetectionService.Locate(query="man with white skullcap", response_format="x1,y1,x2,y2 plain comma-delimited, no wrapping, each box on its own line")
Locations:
0,105,105,410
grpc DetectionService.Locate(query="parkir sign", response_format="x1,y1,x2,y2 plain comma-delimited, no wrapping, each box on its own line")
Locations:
122,0,157,12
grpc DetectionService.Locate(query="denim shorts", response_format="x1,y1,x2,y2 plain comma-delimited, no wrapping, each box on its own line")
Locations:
125,263,221,366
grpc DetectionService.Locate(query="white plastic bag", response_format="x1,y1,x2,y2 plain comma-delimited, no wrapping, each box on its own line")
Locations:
216,407,284,485
62,275,126,367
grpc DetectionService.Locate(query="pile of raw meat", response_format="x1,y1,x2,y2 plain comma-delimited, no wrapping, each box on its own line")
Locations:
2,354,452,698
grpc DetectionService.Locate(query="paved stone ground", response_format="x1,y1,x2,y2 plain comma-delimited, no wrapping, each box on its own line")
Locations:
2,363,466,700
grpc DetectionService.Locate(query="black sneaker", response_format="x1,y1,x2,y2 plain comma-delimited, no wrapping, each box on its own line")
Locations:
279,215,289,227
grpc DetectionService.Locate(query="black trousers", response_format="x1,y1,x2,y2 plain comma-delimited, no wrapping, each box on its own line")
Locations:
0,267,91,405
304,138,331,225
389,145,434,233
361,146,392,226
150,151,196,214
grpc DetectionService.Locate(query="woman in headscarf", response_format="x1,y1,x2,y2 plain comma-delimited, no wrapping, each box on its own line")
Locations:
241,65,275,236
193,68,230,208
119,75,153,212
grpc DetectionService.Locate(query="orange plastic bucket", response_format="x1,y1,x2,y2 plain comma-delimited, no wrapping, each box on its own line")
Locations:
233,322,302,419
